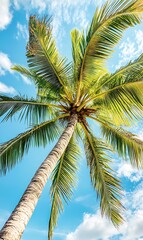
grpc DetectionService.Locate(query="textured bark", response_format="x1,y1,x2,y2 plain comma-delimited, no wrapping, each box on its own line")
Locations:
0,114,77,240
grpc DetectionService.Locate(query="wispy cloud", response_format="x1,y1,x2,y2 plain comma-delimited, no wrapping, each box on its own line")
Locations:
20,74,31,85
0,82,16,94
0,52,13,76
117,162,143,183
0,52,16,92
16,22,28,40
75,194,92,203
116,29,143,69
12,0,104,39
13,0,47,13
0,52,31,85
0,0,12,30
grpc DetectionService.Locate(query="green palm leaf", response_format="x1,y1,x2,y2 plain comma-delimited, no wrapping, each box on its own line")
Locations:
74,122,84,141
48,136,80,240
102,53,143,89
27,16,73,102
0,115,68,175
88,53,143,99
0,95,60,123
80,53,143,120
97,83,143,124
1,4,143,238
98,119,143,168
71,29,85,85
12,65,62,102
83,126,124,226
76,0,143,103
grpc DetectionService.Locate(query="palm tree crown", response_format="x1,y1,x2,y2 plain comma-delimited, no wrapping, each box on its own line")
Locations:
1,0,143,239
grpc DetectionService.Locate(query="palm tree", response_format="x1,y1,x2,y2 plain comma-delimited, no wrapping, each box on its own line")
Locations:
1,0,143,239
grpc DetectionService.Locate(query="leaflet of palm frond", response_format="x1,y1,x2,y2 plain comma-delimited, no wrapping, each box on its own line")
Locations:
83,71,109,98
12,65,62,101
83,129,124,227
103,87,143,119
77,0,143,99
95,109,131,127
97,53,143,91
0,95,56,123
74,123,84,141
0,96,51,122
71,29,86,83
48,136,80,240
91,82,143,126
0,117,62,175
100,121,143,168
27,16,72,100
37,89,60,103
71,29,106,101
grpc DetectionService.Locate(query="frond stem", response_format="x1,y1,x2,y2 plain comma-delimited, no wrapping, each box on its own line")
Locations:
0,100,65,110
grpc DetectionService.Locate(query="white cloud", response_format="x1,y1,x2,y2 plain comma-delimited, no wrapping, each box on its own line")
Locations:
117,162,143,182
66,212,118,240
48,0,92,33
0,82,16,94
0,52,13,75
75,194,91,203
13,0,46,13
20,75,31,85
12,0,100,38
16,22,28,40
66,182,143,240
0,53,31,87
121,183,143,240
0,52,31,85
0,0,12,30
116,29,143,69
135,29,143,54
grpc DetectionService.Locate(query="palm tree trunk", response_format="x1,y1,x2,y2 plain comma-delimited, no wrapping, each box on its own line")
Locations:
0,114,77,240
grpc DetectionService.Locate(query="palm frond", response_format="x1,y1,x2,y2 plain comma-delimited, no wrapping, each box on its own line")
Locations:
97,118,143,168
74,122,85,141
48,136,80,240
89,53,143,97
27,16,73,102
80,54,143,121
71,29,85,86
76,0,143,103
95,83,143,124
12,65,62,102
0,95,60,123
83,125,124,227
104,53,143,88
12,65,33,80
0,115,69,175
86,0,143,65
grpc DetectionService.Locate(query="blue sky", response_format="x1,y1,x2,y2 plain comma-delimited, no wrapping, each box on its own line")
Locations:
0,1,143,240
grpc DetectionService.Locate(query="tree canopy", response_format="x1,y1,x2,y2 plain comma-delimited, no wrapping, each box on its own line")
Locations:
1,0,143,239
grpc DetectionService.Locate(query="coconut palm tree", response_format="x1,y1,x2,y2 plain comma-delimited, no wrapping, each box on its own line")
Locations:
1,0,143,239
